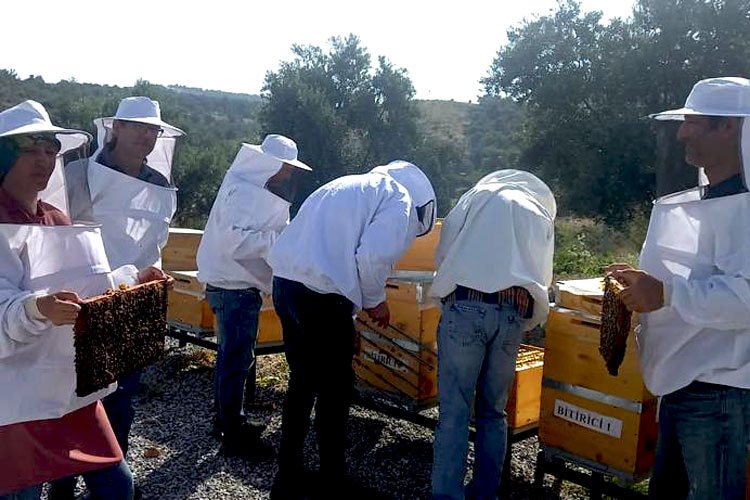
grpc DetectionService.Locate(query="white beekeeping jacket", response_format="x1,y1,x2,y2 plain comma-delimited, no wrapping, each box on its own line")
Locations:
269,161,436,309
64,118,178,270
429,170,556,330
197,144,291,293
636,116,750,395
0,225,138,426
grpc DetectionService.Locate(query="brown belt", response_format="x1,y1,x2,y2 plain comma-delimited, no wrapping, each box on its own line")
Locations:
442,285,534,318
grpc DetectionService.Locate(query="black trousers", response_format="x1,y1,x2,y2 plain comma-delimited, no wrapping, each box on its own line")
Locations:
272,276,356,479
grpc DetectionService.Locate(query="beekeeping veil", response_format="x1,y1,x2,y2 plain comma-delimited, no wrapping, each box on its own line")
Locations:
650,77,750,189
369,160,437,237
92,96,185,181
0,100,91,216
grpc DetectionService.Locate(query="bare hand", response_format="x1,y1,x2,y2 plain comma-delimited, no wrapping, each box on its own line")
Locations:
137,266,170,284
611,269,664,313
364,301,390,329
36,291,82,325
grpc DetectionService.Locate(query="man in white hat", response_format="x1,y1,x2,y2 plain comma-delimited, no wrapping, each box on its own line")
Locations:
196,134,311,459
267,160,436,499
429,170,555,500
608,77,750,498
53,96,185,499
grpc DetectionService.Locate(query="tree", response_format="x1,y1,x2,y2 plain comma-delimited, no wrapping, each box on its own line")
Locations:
482,0,750,224
258,35,423,208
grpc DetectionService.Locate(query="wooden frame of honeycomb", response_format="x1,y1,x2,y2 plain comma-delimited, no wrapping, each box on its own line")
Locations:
599,275,632,376
74,279,168,397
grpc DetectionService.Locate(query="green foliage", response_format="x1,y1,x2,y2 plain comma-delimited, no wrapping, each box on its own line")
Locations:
483,0,750,226
554,215,646,279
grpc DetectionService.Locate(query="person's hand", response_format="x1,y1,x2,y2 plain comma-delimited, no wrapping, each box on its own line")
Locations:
137,266,170,285
364,301,390,329
610,269,664,313
603,263,634,274
36,291,82,325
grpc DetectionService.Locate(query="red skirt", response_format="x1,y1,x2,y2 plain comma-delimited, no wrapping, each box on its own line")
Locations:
0,402,122,495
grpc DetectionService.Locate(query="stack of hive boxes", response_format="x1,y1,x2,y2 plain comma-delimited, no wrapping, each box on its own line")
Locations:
162,228,283,347
540,278,658,479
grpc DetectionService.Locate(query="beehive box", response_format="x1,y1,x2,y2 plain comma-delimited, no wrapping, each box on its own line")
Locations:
166,270,282,346
393,220,442,271
162,228,203,272
506,345,545,429
354,272,440,406
555,278,605,316
541,279,657,478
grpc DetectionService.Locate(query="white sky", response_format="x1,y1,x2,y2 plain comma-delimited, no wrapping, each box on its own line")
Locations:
1,0,634,103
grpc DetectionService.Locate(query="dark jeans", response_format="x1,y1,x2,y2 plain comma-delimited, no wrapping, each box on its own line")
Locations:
649,381,750,500
15,460,134,500
205,285,262,434
272,277,356,480
102,371,142,457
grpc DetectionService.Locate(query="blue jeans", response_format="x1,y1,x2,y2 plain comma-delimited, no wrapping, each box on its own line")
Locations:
205,285,262,434
649,381,750,500
431,301,523,500
2,461,133,500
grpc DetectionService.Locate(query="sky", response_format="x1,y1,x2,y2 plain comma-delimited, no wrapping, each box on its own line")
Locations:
1,0,635,103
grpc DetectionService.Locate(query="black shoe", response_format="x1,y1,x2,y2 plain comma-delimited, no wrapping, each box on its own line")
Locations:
308,474,383,500
220,422,273,460
270,472,306,500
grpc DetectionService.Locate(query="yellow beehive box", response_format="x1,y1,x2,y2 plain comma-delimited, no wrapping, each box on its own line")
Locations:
166,270,282,346
162,228,203,272
506,345,545,429
540,303,657,478
394,220,442,272
555,277,605,316
544,307,648,401
540,386,658,478
354,272,440,404
167,288,215,331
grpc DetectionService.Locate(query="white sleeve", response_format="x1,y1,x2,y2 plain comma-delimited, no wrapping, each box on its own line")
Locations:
434,201,467,269
670,274,750,330
356,197,412,309
0,276,52,360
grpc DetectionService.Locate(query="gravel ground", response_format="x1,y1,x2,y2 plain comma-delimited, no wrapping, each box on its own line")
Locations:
48,335,597,499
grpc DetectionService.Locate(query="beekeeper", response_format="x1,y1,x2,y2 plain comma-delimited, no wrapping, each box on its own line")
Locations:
609,77,750,499
59,96,185,496
196,134,311,459
267,160,436,498
429,170,555,500
0,100,166,499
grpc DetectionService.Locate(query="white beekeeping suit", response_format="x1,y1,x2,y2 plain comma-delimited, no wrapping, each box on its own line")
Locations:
269,160,436,309
639,77,750,396
197,136,312,293
429,169,556,330
65,97,185,270
0,101,139,426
